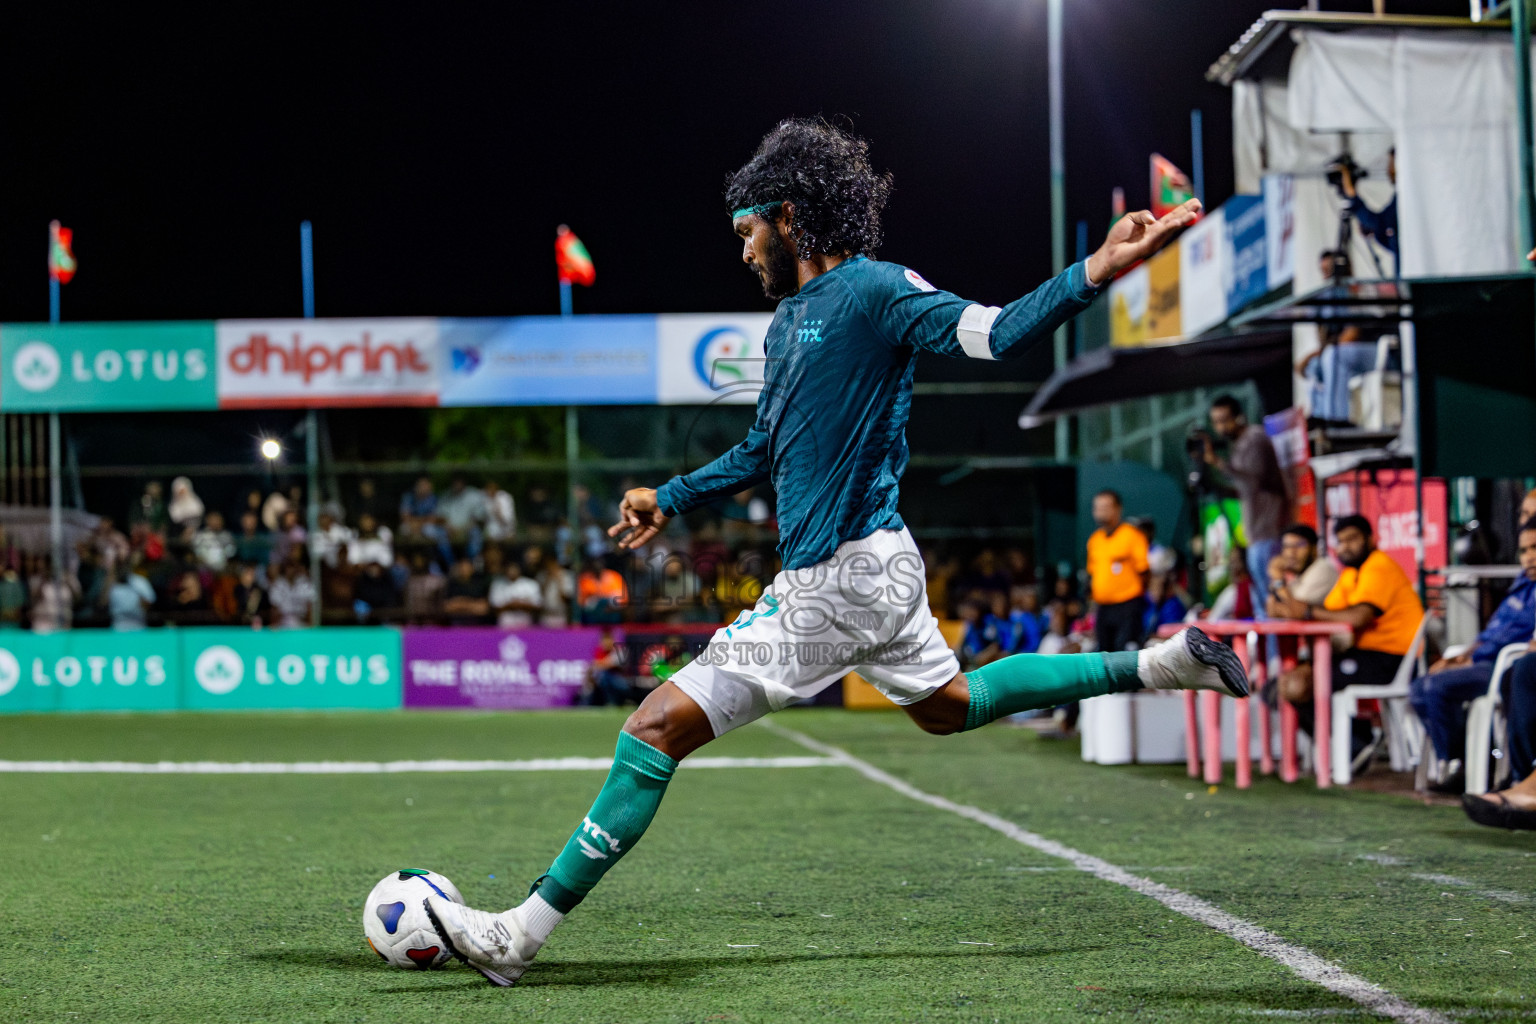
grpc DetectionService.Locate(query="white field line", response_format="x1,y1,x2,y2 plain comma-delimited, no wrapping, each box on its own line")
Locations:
1408,872,1530,905
0,755,841,775
760,720,1452,1024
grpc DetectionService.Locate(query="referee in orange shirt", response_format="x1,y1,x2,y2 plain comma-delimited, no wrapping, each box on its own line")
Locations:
1087,490,1150,653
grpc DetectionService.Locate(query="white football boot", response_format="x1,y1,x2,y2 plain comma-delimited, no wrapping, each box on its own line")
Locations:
1137,626,1249,698
423,894,542,986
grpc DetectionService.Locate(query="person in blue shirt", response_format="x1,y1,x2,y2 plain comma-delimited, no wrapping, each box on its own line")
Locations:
426,118,1250,986
1338,151,1397,259
1008,586,1046,655
1410,520,1536,787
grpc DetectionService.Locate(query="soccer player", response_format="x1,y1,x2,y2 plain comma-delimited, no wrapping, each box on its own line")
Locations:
426,119,1246,985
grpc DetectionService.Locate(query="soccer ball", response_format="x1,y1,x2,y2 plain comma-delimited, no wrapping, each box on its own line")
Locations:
363,868,465,969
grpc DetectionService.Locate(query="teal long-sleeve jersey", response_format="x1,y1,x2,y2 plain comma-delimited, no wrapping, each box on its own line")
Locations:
655,256,1103,570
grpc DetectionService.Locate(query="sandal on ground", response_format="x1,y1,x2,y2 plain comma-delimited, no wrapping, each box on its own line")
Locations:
1461,791,1536,831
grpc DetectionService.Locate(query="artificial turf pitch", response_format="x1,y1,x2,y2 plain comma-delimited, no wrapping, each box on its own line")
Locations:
0,710,1530,1023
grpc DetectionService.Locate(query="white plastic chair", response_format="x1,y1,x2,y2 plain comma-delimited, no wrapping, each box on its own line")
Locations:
1464,642,1533,796
1331,613,1429,786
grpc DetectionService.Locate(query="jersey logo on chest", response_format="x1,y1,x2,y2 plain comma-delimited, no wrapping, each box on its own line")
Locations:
795,319,826,345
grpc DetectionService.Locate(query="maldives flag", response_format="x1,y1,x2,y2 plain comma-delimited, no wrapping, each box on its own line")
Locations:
48,220,77,284
555,224,595,286
1149,154,1195,218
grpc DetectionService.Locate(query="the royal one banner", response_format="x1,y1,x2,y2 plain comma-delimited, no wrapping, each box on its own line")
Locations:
402,627,600,710
1,314,774,411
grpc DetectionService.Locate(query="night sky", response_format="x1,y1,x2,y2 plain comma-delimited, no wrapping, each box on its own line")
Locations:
3,1,1467,328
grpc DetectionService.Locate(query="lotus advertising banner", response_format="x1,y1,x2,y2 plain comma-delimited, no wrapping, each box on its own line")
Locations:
181,628,402,710
1,322,217,412
0,630,181,713
402,627,599,709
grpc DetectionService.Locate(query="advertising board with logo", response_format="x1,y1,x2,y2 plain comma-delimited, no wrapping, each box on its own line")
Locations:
182,628,401,710
1144,242,1182,342
402,627,600,709
655,314,772,405
1109,263,1151,348
215,319,439,408
1,322,217,412
0,631,181,713
1178,209,1227,339
1263,175,1297,291
436,317,656,406
1322,469,1447,580
1224,195,1268,315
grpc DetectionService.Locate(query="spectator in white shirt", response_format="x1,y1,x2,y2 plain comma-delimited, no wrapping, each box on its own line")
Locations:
483,480,516,544
192,511,237,571
108,566,156,631
268,561,315,628
311,512,355,569
490,560,544,628
347,514,394,569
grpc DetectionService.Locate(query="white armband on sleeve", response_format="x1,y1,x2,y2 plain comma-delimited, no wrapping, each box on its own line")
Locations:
956,303,1003,360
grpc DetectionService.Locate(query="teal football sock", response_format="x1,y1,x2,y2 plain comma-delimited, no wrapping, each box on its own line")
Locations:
530,731,678,914
961,651,1142,732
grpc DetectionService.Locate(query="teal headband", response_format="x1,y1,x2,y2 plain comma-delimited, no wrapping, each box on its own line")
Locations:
731,201,784,220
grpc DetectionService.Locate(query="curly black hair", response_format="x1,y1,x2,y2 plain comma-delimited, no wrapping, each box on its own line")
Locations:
724,118,894,261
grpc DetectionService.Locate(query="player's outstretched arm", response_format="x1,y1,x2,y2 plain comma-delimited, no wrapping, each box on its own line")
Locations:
611,423,770,550
1083,198,1202,286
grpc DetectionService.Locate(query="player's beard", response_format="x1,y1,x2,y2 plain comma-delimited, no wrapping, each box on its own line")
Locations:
756,228,800,299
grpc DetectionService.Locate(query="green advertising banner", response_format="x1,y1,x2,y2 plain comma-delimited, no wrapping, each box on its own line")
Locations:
181,628,402,710
0,630,180,713
1,322,217,411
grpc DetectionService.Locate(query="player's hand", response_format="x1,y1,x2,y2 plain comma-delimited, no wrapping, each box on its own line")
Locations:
609,487,670,550
1086,198,1202,283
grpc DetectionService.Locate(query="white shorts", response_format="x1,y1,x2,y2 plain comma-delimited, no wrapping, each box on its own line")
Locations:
671,527,960,736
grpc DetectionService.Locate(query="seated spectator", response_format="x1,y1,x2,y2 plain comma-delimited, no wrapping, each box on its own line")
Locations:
648,554,701,625
74,541,108,624
577,556,627,625
585,628,632,706
1461,639,1536,830
232,563,270,627
442,557,491,625
320,546,356,619
399,476,449,566
1408,520,1536,790
192,511,236,572
1265,523,1339,615
312,511,355,569
268,559,315,628
169,553,210,618
234,511,272,572
167,476,205,539
525,545,572,627
957,599,1001,669
351,477,390,526
490,559,543,629
1036,601,1084,656
348,513,393,569
483,480,516,545
91,517,131,574
1008,586,1045,655
438,476,487,562
1144,571,1190,637
1206,548,1256,621
353,560,400,623
108,565,155,631
404,552,446,624
130,480,168,534
271,509,307,567
29,558,78,633
1270,515,1425,766
0,565,26,629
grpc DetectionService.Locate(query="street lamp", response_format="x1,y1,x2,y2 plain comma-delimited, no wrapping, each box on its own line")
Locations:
259,438,282,461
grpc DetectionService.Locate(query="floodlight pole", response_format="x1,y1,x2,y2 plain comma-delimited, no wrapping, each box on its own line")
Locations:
1048,0,1068,462
301,221,321,627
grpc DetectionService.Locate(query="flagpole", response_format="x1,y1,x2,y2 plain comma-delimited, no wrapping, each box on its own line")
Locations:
46,221,64,619
556,226,579,618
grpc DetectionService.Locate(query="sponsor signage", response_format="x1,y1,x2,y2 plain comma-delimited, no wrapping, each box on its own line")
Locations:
182,628,401,710
1144,242,1182,342
655,314,772,405
1178,209,1228,339
0,631,180,713
436,317,655,406
1322,469,1447,579
402,627,600,709
1224,195,1268,314
1263,175,1297,292
1109,263,1151,348
216,318,439,408
1,322,217,412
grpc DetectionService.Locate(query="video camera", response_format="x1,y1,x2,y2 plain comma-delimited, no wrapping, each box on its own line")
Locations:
1325,153,1367,196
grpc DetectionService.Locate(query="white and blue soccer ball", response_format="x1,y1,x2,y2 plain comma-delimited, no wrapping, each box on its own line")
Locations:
363,869,464,969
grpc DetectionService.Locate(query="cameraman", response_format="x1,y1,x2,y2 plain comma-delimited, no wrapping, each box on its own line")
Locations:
1337,149,1397,258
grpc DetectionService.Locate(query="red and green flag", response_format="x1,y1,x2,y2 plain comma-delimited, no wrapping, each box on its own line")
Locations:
555,224,595,287
49,220,77,284
1150,154,1194,218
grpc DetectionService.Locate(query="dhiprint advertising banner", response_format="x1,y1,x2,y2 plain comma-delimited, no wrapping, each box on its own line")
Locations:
216,318,439,408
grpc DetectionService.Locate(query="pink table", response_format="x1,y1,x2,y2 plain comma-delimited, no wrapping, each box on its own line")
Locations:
1156,621,1353,789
